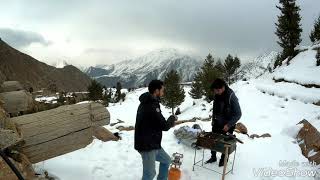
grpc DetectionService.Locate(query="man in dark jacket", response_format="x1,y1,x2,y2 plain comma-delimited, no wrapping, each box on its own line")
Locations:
135,80,177,180
205,78,242,167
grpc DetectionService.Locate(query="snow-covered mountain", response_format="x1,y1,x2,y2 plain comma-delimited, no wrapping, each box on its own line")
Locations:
86,48,202,88
239,51,278,80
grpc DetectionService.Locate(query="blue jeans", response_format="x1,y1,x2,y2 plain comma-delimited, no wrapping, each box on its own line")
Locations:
139,148,171,180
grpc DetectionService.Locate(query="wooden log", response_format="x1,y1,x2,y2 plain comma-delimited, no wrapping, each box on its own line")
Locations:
174,119,196,126
23,128,93,164
117,126,135,131
0,81,24,93
93,126,119,142
10,102,110,163
0,90,34,114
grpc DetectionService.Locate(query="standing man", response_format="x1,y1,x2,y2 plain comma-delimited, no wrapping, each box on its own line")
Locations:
135,80,177,180
205,78,242,167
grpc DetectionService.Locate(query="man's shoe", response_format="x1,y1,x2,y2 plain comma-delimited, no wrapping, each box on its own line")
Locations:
205,157,217,164
218,157,228,167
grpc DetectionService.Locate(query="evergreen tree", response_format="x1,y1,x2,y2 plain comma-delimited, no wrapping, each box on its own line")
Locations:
316,49,320,66
88,80,103,101
275,0,302,67
310,15,320,43
223,55,241,84
162,70,185,115
102,88,110,107
120,93,126,102
199,54,221,102
189,72,203,99
57,92,66,105
115,82,122,102
214,59,225,75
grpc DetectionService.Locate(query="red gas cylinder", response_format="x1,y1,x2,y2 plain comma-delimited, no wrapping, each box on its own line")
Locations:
168,152,183,180
168,167,181,180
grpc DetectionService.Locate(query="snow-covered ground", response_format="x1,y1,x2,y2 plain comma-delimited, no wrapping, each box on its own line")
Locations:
33,45,320,179
35,96,58,104
34,82,320,180
273,46,320,86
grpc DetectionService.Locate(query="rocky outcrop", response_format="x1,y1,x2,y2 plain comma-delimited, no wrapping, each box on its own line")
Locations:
0,81,23,93
296,119,320,165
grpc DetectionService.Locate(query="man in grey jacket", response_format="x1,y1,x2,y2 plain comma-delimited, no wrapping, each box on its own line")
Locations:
205,78,242,167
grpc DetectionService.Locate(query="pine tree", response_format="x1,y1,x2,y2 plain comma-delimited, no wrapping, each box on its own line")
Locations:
115,82,122,102
214,59,225,75
189,72,203,99
212,55,241,85
162,70,185,115
88,80,103,101
223,55,241,84
199,54,222,102
57,92,66,105
275,0,302,67
120,93,126,102
316,49,320,66
274,53,283,69
102,88,110,107
310,15,320,43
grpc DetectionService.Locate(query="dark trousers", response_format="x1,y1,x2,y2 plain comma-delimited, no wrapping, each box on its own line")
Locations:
211,125,235,159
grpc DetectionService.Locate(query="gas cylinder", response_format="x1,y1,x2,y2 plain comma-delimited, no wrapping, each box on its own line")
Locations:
168,152,183,180
168,166,181,180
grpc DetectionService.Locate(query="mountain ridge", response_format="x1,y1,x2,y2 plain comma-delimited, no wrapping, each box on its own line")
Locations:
86,48,203,88
0,38,91,92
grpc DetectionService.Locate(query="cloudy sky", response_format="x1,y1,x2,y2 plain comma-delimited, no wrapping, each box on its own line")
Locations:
0,0,319,67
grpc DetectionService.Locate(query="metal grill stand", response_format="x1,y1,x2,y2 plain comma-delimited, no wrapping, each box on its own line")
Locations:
192,133,238,180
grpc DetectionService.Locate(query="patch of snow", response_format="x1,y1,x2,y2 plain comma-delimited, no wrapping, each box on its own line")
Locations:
35,96,58,103
52,60,69,69
281,124,304,139
273,48,320,85
308,149,318,158
254,79,320,103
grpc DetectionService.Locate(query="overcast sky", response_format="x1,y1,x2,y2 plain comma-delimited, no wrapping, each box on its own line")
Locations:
0,0,319,67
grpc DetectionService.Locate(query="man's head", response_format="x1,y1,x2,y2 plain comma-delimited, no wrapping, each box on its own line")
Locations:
148,80,165,97
211,78,226,95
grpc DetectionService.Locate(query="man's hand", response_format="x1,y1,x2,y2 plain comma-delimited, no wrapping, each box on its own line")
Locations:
223,124,229,132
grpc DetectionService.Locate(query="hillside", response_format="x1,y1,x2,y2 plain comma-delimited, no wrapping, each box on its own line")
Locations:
239,51,278,80
86,48,202,88
0,38,91,92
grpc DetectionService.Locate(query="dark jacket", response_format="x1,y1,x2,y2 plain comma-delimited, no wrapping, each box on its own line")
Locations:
212,86,242,128
134,92,175,151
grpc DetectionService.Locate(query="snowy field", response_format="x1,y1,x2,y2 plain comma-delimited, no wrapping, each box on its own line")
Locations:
34,81,320,180
33,46,320,179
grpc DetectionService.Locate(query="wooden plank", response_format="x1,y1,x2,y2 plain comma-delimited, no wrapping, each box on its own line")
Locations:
22,116,92,147
23,128,93,163
11,103,90,125
92,119,109,127
7,102,110,163
15,109,91,130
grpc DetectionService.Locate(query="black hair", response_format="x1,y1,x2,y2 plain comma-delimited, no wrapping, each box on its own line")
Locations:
148,80,164,94
210,78,227,89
